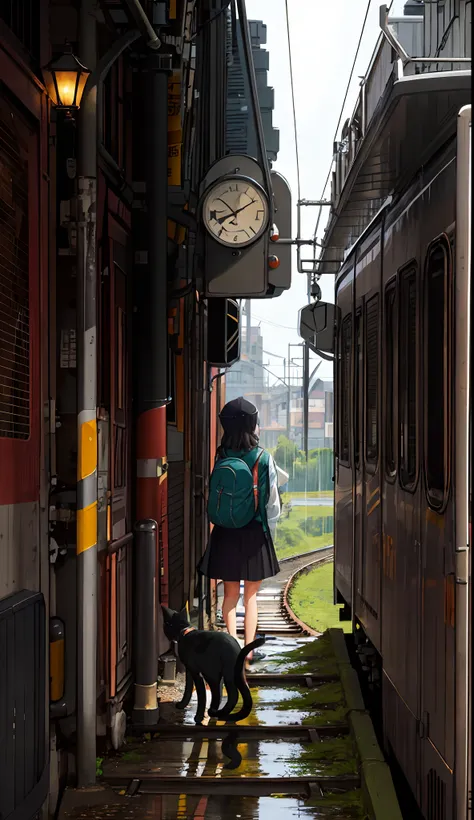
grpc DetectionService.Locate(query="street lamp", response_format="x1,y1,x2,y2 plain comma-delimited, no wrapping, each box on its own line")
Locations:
42,47,90,110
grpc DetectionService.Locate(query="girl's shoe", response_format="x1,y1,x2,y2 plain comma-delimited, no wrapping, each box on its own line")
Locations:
247,649,266,664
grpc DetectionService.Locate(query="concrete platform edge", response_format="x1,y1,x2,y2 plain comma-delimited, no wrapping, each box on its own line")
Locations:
328,628,403,820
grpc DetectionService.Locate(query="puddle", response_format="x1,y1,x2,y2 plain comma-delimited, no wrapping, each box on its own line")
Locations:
156,793,365,819
108,733,357,781
62,793,366,820
161,795,364,820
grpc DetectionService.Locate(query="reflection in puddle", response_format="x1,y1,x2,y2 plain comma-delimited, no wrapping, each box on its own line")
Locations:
97,633,366,819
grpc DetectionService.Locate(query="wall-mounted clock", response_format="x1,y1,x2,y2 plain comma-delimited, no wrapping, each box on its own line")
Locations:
202,176,270,248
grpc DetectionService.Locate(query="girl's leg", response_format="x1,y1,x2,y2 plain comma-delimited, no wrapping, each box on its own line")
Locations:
243,579,262,659
222,581,241,640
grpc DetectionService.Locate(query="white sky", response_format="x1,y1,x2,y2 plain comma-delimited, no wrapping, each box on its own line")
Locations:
246,0,405,382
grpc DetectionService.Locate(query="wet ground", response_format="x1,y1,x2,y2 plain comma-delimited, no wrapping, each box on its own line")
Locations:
59,634,367,819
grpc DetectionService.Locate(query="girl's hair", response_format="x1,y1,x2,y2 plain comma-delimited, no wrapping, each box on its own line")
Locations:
218,397,260,454
220,428,259,454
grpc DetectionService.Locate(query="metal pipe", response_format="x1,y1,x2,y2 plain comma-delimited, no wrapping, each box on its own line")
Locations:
135,57,171,614
123,0,161,49
379,4,411,65
76,0,98,787
454,104,471,820
133,520,160,724
138,63,169,413
236,0,274,221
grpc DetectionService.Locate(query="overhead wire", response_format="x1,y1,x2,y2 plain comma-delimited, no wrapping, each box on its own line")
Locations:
284,0,301,201
253,314,298,331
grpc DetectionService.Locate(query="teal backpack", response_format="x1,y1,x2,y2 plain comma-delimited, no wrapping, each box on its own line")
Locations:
207,447,270,530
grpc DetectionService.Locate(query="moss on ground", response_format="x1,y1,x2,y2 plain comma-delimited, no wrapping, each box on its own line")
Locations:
287,736,358,777
275,681,344,711
305,788,368,818
267,633,339,676
288,561,351,633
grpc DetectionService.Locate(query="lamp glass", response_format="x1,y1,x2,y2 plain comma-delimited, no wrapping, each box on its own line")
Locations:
42,52,90,109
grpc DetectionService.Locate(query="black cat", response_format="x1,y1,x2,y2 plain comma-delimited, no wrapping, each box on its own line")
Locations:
161,605,264,725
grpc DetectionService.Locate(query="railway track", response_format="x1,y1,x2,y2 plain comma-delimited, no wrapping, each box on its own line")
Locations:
216,545,334,636
87,542,372,817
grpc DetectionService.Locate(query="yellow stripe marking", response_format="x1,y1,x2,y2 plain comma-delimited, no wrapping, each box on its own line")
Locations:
367,486,380,502
77,502,98,553
78,419,97,480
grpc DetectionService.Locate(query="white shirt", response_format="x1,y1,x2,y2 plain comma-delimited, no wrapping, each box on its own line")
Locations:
266,454,281,537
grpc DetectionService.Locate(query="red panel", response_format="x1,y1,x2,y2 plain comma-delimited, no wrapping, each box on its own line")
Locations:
0,95,40,505
137,406,169,605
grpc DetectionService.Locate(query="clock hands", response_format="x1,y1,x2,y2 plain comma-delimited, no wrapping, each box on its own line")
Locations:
213,199,258,225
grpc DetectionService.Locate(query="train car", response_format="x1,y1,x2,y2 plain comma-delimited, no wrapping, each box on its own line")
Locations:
301,11,471,817
332,98,471,820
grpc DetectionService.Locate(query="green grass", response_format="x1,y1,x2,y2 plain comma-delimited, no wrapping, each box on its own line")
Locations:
274,503,334,560
288,561,351,634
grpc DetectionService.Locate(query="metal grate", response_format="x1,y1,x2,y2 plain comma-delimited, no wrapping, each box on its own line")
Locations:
0,0,40,60
0,101,30,440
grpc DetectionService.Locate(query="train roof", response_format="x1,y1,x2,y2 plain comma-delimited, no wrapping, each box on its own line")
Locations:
318,62,470,282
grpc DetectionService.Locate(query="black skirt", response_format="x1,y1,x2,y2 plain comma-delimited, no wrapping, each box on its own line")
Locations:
198,520,280,582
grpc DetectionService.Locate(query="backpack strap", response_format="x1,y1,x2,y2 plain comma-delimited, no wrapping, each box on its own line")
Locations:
251,448,265,512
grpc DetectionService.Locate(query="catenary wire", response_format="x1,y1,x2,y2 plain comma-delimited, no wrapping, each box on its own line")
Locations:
284,0,301,200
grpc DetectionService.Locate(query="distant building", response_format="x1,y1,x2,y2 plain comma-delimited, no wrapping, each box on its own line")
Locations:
226,19,279,164
225,325,265,407
259,377,334,451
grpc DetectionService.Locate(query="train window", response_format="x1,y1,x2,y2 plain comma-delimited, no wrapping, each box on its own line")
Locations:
425,239,450,507
365,295,379,465
399,266,417,488
340,314,352,464
385,283,397,475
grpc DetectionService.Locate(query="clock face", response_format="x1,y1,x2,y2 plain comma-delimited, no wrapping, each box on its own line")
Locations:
202,178,269,247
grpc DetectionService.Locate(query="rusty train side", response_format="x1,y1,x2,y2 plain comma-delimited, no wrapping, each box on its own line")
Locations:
334,106,471,819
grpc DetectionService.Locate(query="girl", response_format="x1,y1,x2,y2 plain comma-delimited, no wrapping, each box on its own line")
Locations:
199,397,281,662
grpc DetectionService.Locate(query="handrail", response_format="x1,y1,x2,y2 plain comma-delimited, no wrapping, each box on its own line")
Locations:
108,531,134,555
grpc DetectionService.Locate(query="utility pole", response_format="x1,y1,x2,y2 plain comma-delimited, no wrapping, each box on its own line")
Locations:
287,343,291,440
76,0,98,788
303,342,309,459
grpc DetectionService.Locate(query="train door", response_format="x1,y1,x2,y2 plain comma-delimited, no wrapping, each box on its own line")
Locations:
334,262,354,607
420,229,456,812
381,198,423,804
354,226,383,650
353,305,363,627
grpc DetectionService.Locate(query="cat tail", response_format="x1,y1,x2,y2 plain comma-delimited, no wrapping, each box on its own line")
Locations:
225,637,265,723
